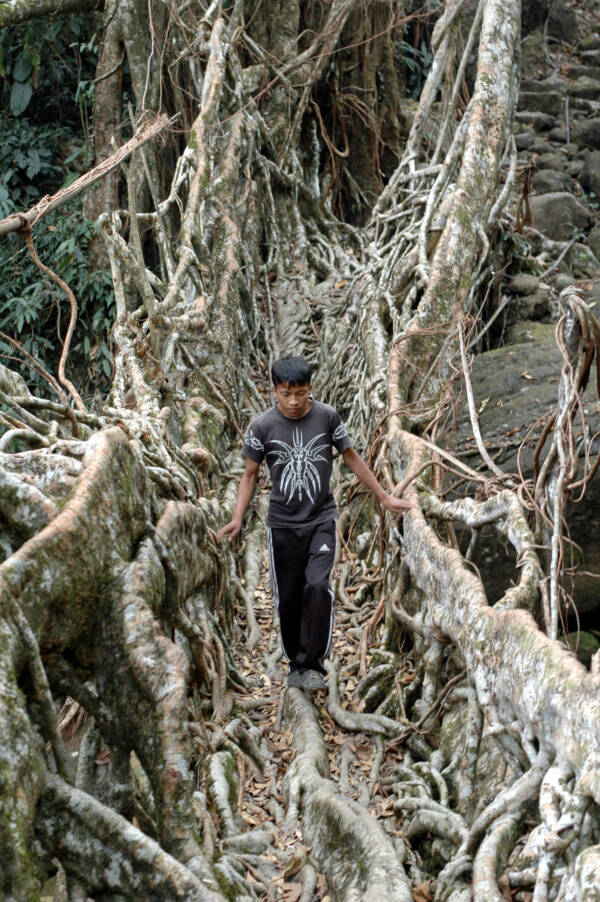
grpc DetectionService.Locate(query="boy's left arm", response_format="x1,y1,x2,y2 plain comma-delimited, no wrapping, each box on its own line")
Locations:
341,447,416,515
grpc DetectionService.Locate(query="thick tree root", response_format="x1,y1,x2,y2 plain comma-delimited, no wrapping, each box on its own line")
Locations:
284,687,412,901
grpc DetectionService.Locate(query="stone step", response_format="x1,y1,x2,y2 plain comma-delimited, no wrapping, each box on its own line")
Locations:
514,111,556,131
567,64,600,80
517,90,565,116
581,49,600,64
569,77,600,100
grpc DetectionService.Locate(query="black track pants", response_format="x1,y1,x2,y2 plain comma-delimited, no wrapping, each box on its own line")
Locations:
268,519,336,674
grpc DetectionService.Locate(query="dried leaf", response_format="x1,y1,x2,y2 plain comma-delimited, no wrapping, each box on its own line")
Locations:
283,883,303,901
334,280,346,288
412,880,432,902
94,747,112,765
282,846,307,878
498,872,512,900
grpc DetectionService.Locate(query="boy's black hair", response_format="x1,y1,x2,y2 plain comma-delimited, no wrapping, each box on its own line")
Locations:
271,356,312,387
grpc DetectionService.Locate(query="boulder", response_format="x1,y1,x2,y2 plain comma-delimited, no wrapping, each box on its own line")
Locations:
532,169,572,194
529,142,555,154
553,273,576,292
529,192,592,240
508,274,539,295
515,111,555,131
536,151,566,169
567,64,600,80
569,77,600,100
517,288,553,320
563,142,581,157
587,224,600,258
547,2,579,43
453,326,600,614
581,49,600,65
517,91,565,116
520,78,566,94
580,150,600,196
567,243,600,279
515,132,536,150
566,159,584,177
578,35,600,52
548,127,567,143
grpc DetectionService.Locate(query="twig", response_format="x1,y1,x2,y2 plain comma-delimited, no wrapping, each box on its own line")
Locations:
458,320,507,479
24,229,86,413
0,330,78,435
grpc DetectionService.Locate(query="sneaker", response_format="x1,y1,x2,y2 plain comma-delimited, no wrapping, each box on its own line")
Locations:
302,670,327,691
287,670,305,688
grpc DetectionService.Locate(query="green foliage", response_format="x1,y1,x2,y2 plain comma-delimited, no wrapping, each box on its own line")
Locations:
0,118,63,215
0,12,113,400
0,207,115,398
0,12,99,125
398,39,433,100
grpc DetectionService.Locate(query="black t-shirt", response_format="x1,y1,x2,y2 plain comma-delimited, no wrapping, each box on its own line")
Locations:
242,400,352,527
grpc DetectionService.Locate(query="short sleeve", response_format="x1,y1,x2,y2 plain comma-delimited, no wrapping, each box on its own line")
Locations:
331,410,352,453
242,421,265,463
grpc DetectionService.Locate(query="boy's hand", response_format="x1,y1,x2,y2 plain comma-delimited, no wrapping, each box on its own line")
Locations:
381,494,417,516
216,518,243,544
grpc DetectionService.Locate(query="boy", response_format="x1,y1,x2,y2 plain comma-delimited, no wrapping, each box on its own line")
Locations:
216,356,414,691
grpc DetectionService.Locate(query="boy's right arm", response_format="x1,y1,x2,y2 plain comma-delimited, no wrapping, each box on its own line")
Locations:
215,458,260,543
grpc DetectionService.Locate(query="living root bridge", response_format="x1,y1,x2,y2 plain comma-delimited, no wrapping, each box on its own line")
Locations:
0,427,220,896
397,435,600,797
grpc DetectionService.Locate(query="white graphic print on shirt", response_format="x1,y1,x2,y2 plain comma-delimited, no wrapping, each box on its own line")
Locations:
268,428,329,503
244,427,264,452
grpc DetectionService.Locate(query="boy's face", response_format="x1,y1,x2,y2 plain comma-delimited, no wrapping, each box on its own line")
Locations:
273,381,312,418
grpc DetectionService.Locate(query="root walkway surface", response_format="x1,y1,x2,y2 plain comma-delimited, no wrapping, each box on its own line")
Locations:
229,551,417,902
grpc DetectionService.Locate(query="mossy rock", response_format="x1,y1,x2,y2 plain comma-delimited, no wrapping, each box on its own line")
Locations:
561,632,600,668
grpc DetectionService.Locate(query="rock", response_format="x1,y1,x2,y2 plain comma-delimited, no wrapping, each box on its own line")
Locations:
547,3,579,43
508,274,539,295
581,49,600,65
548,127,567,143
587,224,600,258
568,243,600,279
518,288,553,320
567,64,600,80
578,35,600,52
520,78,566,94
536,151,566,170
569,77,600,100
532,169,572,194
521,29,549,73
453,330,600,614
505,320,556,345
515,132,536,150
553,273,576,292
529,142,555,154
517,91,565,116
563,143,581,157
515,111,555,131
561,632,600,668
529,192,593,240
570,97,600,115
566,159,584,177
580,150,600,196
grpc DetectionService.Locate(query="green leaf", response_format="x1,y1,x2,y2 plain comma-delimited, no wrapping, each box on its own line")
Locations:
12,54,32,82
10,80,32,116
25,149,41,179
61,172,80,189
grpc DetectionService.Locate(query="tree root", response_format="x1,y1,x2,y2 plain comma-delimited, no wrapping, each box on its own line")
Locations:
284,687,413,901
